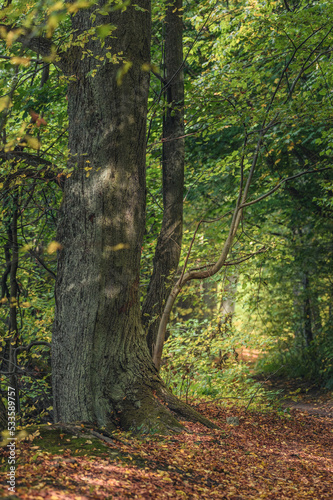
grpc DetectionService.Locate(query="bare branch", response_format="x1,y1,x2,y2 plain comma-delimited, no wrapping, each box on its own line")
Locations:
15,340,51,354
223,247,266,266
28,249,56,280
239,166,333,210
287,26,333,101
0,151,64,188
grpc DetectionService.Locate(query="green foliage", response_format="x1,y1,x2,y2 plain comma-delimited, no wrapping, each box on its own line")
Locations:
161,317,268,405
256,321,333,389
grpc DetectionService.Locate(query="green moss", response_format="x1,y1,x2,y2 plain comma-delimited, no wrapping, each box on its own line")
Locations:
17,424,113,457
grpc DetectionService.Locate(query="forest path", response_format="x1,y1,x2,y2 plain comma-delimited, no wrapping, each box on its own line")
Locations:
237,347,333,418
258,375,333,418
2,398,332,499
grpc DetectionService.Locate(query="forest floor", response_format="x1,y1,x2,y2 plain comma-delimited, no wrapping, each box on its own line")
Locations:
258,375,333,418
0,380,332,500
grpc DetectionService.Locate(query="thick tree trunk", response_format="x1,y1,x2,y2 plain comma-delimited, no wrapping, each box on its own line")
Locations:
142,0,184,356
51,2,214,433
52,2,162,430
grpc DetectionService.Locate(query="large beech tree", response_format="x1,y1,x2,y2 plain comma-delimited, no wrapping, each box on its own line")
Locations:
52,1,211,431
0,0,214,432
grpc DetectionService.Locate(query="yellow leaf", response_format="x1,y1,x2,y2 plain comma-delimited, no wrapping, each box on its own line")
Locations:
10,56,31,67
0,96,12,112
6,29,22,47
48,1,64,13
24,135,41,150
46,14,60,37
47,241,63,254
21,243,32,252
110,243,130,251
0,430,11,447
67,0,91,14
117,61,133,85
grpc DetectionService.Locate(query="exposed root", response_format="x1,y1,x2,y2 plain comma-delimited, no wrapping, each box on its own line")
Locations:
46,422,122,446
156,386,220,430
115,386,185,434
50,381,219,437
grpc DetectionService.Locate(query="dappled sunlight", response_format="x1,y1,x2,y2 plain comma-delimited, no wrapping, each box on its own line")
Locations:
2,404,332,499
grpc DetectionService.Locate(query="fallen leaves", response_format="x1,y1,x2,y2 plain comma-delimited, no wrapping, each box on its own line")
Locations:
0,403,332,499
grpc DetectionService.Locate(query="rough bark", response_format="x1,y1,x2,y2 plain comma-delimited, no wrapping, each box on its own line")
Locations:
0,195,20,411
142,0,184,356
51,1,212,433
0,394,6,432
8,195,19,411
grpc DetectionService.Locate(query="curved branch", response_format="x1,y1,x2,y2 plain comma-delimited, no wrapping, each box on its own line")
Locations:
239,166,332,210
0,24,67,71
28,249,56,279
0,151,65,188
15,340,51,355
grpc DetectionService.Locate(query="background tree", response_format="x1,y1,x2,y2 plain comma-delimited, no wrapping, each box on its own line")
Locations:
142,0,185,357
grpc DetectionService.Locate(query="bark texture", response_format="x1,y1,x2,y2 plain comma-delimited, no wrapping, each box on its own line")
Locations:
0,394,6,432
51,1,213,433
52,1,164,430
50,1,218,433
142,0,185,356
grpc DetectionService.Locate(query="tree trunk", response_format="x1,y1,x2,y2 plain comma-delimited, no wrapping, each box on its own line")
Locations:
218,272,238,329
142,0,184,356
51,2,215,433
302,273,313,347
0,195,20,412
0,394,6,432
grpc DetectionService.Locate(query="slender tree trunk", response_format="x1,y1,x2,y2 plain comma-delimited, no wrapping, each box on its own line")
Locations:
142,0,184,355
0,394,6,432
51,2,215,432
0,195,20,411
8,195,19,412
302,273,313,347
218,273,238,329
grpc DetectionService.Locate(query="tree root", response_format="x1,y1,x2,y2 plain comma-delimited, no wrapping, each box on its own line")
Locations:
45,422,123,447
156,386,220,430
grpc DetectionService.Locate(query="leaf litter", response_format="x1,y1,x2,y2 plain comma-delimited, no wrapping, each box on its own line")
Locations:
0,401,332,499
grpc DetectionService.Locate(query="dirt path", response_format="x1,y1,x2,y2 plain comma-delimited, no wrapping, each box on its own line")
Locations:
259,375,333,418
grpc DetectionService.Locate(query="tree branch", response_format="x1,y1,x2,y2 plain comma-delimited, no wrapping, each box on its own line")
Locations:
239,166,332,210
28,249,56,280
0,24,67,71
0,151,65,188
